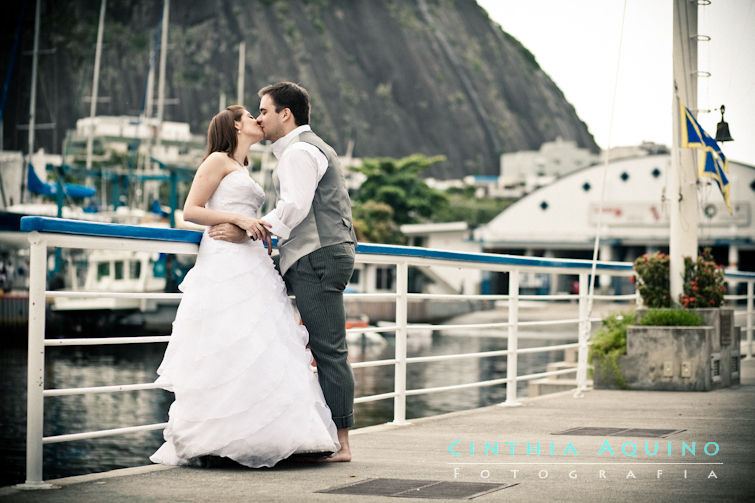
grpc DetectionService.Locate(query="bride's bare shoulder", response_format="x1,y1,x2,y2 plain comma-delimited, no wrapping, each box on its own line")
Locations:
198,152,232,174
204,151,231,165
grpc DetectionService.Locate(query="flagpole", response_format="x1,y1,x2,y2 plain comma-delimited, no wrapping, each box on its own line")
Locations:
670,0,699,304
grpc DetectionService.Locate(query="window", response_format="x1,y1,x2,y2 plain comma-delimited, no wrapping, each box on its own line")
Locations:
114,261,124,280
97,262,110,281
350,269,361,284
130,261,141,280
375,266,395,291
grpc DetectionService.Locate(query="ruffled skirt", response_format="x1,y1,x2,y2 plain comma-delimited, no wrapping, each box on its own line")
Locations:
150,234,339,468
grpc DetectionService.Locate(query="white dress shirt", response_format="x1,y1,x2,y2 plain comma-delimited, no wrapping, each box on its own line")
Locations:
262,125,328,239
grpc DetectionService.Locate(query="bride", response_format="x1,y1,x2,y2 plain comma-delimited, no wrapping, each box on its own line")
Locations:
150,105,339,467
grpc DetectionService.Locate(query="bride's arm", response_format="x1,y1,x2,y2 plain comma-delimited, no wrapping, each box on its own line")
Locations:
182,153,268,240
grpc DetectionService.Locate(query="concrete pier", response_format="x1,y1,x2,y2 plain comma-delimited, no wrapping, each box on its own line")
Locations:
2,359,753,502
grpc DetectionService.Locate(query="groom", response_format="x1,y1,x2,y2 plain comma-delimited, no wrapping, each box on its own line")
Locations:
209,82,356,462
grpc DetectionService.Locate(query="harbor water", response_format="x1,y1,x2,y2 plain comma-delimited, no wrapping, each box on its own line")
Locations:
0,309,582,487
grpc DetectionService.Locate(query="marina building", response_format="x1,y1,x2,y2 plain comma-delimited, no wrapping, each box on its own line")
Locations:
475,153,755,294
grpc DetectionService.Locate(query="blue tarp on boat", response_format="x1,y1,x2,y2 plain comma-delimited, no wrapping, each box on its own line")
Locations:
27,163,95,199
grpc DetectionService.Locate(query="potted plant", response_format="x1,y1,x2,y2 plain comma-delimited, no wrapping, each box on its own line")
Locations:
628,248,739,389
679,249,738,387
679,248,726,309
591,309,709,390
632,251,671,308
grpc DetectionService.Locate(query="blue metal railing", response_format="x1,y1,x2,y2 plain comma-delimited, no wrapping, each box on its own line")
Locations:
17,216,755,488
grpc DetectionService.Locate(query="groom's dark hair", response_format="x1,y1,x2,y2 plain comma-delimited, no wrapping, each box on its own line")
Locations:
258,82,310,126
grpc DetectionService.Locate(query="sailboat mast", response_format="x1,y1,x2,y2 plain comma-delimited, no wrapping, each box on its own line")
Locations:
136,8,161,208
155,0,169,151
85,0,107,185
144,0,169,206
140,35,156,185
144,64,154,124
237,41,245,105
21,0,41,203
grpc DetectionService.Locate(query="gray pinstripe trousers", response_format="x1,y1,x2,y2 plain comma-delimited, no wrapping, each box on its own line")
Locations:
284,243,356,429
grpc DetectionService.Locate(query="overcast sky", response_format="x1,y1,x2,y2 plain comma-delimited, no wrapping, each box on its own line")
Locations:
476,0,755,166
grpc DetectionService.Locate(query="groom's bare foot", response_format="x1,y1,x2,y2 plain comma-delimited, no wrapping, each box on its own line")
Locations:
325,428,351,462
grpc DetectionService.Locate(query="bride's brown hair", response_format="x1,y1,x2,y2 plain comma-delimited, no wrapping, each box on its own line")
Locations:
204,105,248,165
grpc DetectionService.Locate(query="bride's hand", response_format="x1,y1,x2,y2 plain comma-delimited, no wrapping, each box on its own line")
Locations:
237,216,269,241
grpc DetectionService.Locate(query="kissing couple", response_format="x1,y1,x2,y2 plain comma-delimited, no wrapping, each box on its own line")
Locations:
150,81,357,467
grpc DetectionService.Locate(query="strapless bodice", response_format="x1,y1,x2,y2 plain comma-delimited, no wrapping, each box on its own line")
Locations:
206,170,264,217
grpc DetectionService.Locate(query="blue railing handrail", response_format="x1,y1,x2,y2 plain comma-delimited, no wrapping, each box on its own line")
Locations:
20,216,203,243
22,216,635,272
353,242,635,271
19,216,755,278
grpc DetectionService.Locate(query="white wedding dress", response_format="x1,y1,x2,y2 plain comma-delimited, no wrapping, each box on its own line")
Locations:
150,170,339,468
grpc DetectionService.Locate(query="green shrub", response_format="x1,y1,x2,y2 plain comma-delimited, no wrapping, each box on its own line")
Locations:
589,311,636,389
634,247,727,309
638,308,703,327
680,248,726,308
633,252,671,308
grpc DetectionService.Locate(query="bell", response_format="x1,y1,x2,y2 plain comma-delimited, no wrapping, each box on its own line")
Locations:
715,104,733,142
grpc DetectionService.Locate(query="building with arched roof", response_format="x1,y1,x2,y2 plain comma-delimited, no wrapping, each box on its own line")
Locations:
474,154,755,294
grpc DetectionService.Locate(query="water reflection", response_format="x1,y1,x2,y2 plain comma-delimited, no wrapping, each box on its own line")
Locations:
350,332,566,427
1,328,571,486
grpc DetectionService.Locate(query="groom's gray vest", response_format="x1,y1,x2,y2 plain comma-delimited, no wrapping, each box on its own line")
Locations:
277,131,357,275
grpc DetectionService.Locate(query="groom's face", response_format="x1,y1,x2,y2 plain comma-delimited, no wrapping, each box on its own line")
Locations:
258,94,285,142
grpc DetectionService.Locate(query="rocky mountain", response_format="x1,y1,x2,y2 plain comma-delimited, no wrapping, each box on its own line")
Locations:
1,0,598,178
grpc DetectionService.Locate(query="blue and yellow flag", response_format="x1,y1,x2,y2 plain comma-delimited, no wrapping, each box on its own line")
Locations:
680,100,732,214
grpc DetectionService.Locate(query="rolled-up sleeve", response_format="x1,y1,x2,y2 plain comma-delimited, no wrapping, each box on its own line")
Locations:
262,145,326,239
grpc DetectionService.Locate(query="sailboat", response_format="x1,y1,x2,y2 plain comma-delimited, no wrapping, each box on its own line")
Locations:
0,0,102,326
51,248,184,332
0,0,189,333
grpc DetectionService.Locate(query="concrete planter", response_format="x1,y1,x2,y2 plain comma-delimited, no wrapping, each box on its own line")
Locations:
689,308,740,388
594,325,714,391
593,307,741,391
632,307,740,389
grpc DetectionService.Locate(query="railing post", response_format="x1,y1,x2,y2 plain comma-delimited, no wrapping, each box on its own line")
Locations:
746,280,753,359
575,272,590,397
19,232,53,489
392,260,409,424
502,268,520,406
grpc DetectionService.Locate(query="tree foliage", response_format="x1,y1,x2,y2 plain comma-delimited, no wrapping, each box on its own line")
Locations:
352,154,448,226
352,200,405,245
432,190,512,226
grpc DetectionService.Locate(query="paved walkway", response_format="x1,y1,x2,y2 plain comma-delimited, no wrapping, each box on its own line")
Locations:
2,359,754,503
